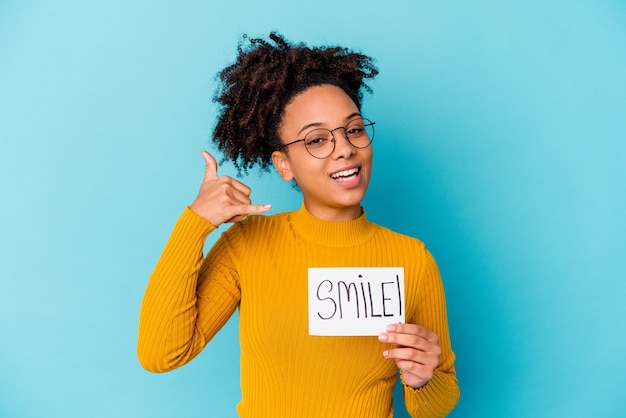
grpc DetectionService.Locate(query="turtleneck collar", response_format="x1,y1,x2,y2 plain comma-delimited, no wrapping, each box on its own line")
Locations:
288,202,378,248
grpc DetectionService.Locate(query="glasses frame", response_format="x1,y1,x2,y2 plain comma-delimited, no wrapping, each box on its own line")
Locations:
278,117,376,159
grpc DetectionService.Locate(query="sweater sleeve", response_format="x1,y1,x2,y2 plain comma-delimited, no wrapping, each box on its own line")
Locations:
402,248,460,417
137,207,241,373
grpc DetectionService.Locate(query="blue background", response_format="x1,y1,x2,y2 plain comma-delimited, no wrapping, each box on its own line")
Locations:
1,1,625,417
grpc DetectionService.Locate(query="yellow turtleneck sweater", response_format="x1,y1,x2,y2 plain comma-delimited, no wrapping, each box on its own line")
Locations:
138,204,459,417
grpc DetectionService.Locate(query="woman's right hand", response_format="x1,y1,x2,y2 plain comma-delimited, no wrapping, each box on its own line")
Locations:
189,151,271,227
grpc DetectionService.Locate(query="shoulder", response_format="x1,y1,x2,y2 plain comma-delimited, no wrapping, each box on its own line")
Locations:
240,210,290,228
372,222,427,250
370,222,439,272
222,210,291,238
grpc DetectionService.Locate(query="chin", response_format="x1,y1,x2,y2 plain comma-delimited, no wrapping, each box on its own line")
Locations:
338,193,366,208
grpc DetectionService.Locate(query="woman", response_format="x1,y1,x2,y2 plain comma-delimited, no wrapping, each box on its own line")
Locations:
138,33,459,417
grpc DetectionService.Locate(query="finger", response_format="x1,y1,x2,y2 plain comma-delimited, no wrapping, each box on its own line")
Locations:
228,188,252,206
201,150,219,181
394,358,436,383
211,178,252,205
379,324,440,354
225,177,252,196
208,169,252,198
385,323,438,342
383,346,437,365
224,204,272,223
379,332,433,351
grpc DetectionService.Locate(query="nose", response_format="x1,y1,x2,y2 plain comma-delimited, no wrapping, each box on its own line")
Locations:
331,128,356,159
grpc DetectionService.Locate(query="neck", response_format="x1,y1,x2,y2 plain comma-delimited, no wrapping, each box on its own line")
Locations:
303,201,363,222
290,202,376,247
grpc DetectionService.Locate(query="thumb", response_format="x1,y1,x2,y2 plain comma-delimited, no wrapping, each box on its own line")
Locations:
200,150,218,181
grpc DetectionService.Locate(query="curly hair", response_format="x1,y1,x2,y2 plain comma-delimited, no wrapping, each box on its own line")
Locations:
212,32,379,174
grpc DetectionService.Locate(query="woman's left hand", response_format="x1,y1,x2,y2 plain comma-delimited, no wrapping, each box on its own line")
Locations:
378,323,441,389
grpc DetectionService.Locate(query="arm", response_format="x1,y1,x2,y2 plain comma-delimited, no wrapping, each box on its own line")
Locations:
137,208,237,372
380,249,459,417
137,151,271,372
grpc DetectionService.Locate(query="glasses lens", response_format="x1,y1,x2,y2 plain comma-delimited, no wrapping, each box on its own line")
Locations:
304,129,334,158
345,118,374,148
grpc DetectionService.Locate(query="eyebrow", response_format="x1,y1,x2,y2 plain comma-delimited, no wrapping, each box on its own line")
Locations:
297,112,362,136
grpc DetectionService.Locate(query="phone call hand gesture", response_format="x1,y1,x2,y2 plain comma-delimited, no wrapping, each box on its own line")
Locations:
189,151,271,227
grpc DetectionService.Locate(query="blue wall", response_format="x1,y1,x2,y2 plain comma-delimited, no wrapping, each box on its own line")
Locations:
1,1,624,417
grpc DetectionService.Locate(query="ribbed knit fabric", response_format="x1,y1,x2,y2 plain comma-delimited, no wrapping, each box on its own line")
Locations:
138,204,459,417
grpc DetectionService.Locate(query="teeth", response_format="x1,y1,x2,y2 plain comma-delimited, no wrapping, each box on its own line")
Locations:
331,168,359,179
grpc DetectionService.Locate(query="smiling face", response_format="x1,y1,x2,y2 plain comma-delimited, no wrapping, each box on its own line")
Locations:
271,84,373,221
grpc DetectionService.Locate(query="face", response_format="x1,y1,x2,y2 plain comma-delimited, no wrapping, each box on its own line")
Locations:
271,84,373,221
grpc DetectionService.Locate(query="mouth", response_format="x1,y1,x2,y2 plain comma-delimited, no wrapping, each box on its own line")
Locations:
330,167,360,182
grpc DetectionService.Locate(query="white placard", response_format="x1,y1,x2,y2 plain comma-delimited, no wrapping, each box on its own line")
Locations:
308,267,405,336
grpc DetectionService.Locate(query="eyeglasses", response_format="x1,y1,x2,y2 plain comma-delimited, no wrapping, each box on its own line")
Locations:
279,117,375,159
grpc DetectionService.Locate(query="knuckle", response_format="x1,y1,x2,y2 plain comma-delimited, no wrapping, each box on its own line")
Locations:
411,350,424,362
406,354,418,364
218,176,232,185
405,361,418,373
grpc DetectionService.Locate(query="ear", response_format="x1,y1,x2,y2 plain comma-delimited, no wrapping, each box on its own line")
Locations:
272,150,294,182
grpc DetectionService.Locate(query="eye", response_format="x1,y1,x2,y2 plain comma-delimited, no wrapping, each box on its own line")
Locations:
305,130,332,148
346,127,364,136
346,121,366,137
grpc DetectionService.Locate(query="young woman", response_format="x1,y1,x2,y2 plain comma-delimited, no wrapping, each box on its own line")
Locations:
138,33,459,417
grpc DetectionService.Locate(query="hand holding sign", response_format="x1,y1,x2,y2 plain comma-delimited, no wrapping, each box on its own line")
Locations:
190,151,271,226
379,323,442,389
